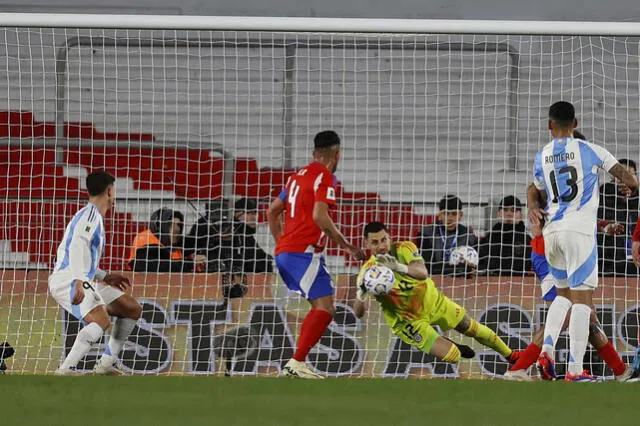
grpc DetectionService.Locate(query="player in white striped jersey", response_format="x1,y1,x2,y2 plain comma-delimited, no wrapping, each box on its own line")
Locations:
49,171,142,375
527,101,638,381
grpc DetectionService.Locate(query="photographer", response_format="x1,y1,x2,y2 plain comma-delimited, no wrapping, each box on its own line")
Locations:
128,208,206,272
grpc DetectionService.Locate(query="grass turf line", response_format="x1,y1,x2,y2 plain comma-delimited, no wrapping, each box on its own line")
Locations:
1,376,636,426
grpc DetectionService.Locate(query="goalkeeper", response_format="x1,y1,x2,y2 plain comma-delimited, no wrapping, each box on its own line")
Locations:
357,221,520,365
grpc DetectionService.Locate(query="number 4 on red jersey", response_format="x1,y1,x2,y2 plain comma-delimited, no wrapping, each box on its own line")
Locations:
275,161,337,255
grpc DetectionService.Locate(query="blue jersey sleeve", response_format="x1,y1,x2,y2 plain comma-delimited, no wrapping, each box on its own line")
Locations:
533,151,545,190
531,250,549,281
277,188,287,202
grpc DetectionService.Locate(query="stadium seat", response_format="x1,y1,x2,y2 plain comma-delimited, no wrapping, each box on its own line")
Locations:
0,165,84,199
0,201,142,268
64,147,225,199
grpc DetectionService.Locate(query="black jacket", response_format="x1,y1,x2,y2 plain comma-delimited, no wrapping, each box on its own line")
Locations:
418,223,478,276
185,218,273,274
129,245,195,273
598,182,639,233
233,222,274,273
478,221,531,276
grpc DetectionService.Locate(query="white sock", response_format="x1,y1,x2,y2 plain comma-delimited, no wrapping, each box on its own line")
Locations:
568,303,592,376
541,295,572,358
100,317,137,366
60,322,104,370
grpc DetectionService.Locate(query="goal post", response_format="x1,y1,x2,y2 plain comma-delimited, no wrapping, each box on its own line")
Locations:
1,14,640,378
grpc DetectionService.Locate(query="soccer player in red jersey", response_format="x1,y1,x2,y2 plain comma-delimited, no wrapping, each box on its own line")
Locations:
267,130,365,379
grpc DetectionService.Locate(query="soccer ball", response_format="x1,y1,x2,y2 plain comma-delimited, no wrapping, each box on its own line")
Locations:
361,264,395,296
448,245,479,267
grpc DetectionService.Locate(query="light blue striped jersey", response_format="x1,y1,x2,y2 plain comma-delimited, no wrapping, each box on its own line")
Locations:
533,137,617,235
51,203,105,281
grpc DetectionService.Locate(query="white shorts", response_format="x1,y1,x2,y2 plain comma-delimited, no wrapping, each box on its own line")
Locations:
544,231,598,290
49,276,124,321
540,274,558,301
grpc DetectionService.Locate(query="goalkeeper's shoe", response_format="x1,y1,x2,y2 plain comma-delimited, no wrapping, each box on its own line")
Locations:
536,353,557,381
503,369,533,382
564,370,599,382
454,342,475,359
93,360,125,376
282,359,324,379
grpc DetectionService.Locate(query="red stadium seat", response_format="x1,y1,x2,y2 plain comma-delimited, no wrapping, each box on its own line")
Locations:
0,165,84,199
65,147,225,199
0,201,143,268
0,146,57,164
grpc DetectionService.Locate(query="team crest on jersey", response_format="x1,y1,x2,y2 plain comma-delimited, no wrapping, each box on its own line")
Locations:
85,226,91,232
327,187,336,201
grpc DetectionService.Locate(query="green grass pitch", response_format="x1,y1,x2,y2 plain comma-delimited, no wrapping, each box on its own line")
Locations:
1,376,638,426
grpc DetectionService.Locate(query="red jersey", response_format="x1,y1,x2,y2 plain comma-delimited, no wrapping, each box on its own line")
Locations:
531,235,545,256
275,161,337,255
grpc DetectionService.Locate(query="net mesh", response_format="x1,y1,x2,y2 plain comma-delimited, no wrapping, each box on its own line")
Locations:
1,27,639,377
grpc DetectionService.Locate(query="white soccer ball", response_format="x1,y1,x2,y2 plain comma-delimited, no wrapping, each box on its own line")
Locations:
361,264,395,296
448,245,479,267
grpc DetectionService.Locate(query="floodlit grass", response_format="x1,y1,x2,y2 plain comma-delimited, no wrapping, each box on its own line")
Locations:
1,375,638,426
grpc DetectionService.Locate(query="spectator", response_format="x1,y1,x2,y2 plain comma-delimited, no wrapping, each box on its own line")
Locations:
186,207,239,273
597,158,639,275
127,208,206,272
478,195,531,276
418,194,478,276
186,206,249,299
233,198,274,273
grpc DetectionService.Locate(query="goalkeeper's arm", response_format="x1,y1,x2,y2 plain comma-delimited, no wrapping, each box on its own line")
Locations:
405,260,428,280
376,255,428,280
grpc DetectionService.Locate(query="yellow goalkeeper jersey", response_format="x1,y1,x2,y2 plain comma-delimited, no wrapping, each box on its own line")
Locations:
356,241,440,328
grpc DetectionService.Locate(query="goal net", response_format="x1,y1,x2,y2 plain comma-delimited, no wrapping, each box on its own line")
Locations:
1,15,640,378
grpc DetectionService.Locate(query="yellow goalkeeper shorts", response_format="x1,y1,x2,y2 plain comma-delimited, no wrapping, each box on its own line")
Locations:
392,289,466,353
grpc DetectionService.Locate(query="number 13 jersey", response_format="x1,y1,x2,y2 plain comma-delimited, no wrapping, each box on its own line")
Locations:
533,137,617,235
275,161,337,255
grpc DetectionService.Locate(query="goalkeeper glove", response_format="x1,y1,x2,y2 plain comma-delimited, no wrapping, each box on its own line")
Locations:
356,281,368,302
375,254,409,274
356,286,367,302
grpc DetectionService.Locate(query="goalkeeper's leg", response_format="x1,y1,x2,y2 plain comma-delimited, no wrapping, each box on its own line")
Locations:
430,293,517,363
429,337,462,363
393,321,473,362
454,314,516,362
443,337,475,359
